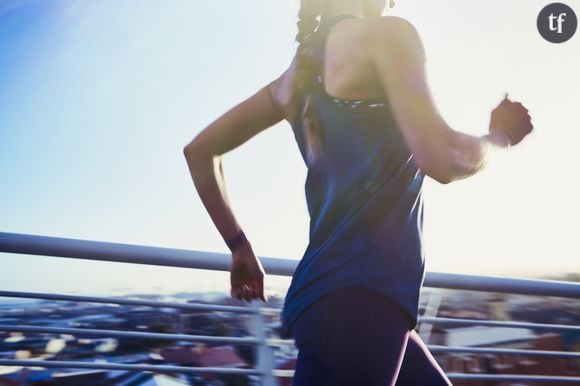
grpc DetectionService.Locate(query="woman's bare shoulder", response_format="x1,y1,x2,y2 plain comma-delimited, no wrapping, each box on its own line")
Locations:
365,15,422,45
366,15,425,61
366,15,418,31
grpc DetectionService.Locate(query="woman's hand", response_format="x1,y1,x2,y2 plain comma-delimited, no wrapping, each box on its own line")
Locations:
489,93,534,146
229,244,268,303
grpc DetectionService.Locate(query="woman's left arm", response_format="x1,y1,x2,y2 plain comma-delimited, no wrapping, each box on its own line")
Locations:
182,77,286,302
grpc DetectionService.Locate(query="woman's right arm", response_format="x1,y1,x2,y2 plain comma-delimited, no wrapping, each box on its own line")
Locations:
371,16,532,184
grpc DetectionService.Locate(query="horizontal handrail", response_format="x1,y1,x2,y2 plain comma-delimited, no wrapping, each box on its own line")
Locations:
2,232,580,298
444,373,580,383
0,232,288,276
0,289,262,314
0,359,261,375
419,316,580,332
0,361,577,383
428,345,580,358
0,325,259,345
271,369,580,383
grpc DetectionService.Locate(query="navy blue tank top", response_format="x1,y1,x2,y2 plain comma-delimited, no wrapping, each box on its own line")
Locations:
279,14,426,339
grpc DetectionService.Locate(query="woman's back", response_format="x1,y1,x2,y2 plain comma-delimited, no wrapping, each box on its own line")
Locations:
280,14,426,340
316,15,385,101
274,14,398,126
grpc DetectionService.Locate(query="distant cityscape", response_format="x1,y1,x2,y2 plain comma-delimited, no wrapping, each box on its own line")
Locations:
0,273,579,385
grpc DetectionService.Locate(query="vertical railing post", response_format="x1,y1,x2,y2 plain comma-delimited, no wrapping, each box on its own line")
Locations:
249,300,277,386
419,288,445,343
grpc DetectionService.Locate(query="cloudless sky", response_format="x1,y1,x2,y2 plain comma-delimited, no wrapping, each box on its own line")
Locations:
1,0,579,298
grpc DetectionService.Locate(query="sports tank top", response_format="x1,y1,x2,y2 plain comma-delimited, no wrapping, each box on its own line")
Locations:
279,14,426,339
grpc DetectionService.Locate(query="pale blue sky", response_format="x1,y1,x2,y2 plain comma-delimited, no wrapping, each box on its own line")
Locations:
1,0,579,297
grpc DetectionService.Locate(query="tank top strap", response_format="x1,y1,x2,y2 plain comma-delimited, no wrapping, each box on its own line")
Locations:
313,14,360,89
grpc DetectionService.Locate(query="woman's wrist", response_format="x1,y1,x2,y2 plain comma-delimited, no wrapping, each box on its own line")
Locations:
486,130,513,149
225,230,250,253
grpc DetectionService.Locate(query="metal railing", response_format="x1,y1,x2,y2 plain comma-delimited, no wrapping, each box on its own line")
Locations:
1,231,579,384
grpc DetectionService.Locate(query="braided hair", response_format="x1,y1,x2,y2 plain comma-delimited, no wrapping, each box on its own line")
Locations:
294,0,326,166
293,0,392,164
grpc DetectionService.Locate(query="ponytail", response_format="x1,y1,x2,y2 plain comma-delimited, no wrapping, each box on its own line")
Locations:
294,0,325,165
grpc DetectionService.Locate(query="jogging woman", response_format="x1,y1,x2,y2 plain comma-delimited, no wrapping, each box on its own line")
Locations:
183,0,533,384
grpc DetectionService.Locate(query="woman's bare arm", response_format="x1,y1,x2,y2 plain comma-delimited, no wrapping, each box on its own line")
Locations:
183,78,285,247
371,16,513,184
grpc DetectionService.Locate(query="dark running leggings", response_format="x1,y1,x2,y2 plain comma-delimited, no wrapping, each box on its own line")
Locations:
291,287,452,386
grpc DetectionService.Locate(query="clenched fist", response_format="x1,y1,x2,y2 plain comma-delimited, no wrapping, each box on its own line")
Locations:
489,93,534,146
230,244,267,303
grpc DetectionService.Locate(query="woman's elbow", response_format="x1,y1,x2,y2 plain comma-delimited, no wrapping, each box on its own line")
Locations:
183,142,196,161
183,139,208,161
412,136,471,184
415,157,454,184
183,140,221,175
423,166,454,184
430,171,454,184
